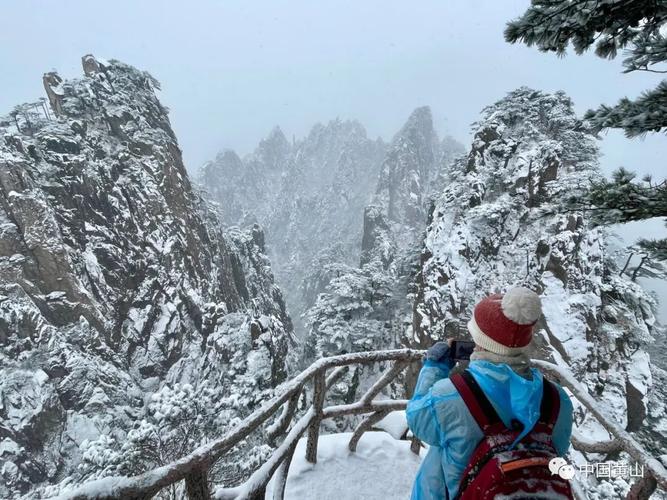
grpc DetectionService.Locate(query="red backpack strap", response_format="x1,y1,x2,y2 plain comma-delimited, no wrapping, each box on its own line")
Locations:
538,378,561,428
450,370,502,433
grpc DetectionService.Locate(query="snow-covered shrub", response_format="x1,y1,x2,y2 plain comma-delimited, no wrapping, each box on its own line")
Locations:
304,264,393,360
78,382,224,479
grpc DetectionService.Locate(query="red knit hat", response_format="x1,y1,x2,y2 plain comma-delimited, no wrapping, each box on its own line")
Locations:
467,287,542,355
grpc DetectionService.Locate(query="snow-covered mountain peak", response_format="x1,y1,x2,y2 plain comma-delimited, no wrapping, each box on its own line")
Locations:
359,106,444,271
415,88,663,453
0,55,293,497
253,125,291,169
393,105,433,138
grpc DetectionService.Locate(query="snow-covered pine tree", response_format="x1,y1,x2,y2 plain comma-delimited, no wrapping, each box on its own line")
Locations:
303,264,394,420
505,0,667,138
581,168,667,272
585,168,667,224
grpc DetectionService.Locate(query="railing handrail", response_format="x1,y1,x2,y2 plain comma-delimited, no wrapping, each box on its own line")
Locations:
52,350,666,500
54,349,425,500
533,360,667,496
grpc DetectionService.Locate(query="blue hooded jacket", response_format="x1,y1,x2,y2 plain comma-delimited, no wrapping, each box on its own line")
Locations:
406,359,573,499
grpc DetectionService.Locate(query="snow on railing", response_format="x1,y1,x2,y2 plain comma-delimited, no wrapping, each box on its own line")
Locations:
53,350,666,500
53,349,423,500
534,360,667,500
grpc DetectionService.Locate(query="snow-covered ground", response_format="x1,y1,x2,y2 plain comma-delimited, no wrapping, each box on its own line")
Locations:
267,431,422,500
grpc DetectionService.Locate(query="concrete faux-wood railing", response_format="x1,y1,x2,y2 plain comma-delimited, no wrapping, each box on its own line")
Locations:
53,350,667,500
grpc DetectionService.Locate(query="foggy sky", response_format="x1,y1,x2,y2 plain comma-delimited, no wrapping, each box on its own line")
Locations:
1,0,663,176
2,0,665,316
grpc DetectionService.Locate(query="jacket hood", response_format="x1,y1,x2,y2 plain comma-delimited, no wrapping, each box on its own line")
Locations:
467,360,544,445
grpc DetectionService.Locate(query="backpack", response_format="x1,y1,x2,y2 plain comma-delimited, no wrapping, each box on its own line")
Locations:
449,369,574,500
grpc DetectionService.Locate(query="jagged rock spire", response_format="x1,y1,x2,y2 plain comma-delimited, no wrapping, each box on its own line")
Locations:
0,56,293,497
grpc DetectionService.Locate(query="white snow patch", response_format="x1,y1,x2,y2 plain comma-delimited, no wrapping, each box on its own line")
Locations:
64,413,101,446
45,291,67,301
8,253,24,263
627,349,652,396
541,272,596,363
34,369,49,386
266,432,421,500
374,411,408,440
0,438,21,456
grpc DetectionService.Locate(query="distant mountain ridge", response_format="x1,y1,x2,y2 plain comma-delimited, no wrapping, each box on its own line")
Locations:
198,112,464,337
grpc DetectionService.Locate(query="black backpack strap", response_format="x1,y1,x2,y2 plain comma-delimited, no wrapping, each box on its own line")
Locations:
539,378,561,428
450,370,503,433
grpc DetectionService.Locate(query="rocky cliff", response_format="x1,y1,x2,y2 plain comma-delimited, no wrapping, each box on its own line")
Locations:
360,106,457,270
0,56,293,497
199,119,388,333
414,88,666,497
304,107,465,414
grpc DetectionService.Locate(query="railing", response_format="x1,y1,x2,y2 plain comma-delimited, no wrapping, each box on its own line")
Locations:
54,349,423,500
534,360,667,500
53,350,667,500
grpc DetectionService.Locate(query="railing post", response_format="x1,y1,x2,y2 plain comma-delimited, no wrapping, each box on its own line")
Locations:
184,468,211,500
348,410,389,452
273,440,298,500
410,436,421,455
305,369,326,463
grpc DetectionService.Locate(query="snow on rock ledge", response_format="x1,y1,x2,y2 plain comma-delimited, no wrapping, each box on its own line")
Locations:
413,88,666,488
0,56,293,498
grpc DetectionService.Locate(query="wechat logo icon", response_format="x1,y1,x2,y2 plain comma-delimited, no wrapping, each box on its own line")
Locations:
549,457,575,480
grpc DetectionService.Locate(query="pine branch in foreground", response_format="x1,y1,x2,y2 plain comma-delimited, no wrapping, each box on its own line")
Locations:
583,168,667,224
584,80,667,137
505,0,667,136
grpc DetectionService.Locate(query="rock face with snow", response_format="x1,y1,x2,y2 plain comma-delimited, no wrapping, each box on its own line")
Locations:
361,106,452,270
303,107,465,414
373,107,438,229
199,119,388,332
0,56,293,497
413,88,666,488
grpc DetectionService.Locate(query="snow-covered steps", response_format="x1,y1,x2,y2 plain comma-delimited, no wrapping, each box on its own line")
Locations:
266,432,421,500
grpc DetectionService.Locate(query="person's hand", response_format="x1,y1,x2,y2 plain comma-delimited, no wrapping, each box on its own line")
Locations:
426,339,453,363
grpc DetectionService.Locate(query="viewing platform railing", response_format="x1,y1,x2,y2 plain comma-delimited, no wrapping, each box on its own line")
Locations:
54,349,667,500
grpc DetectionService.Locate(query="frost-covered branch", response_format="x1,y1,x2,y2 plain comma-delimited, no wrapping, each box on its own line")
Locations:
505,1,667,137
585,81,667,137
